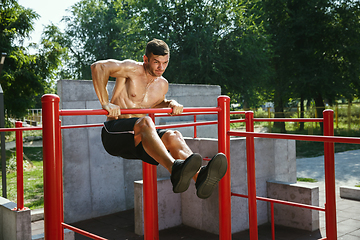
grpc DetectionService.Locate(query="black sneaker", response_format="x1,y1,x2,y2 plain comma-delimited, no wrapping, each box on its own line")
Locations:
195,153,228,199
171,153,202,193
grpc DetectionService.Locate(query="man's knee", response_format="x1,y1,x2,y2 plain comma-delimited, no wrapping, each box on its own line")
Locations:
134,116,155,132
162,130,185,146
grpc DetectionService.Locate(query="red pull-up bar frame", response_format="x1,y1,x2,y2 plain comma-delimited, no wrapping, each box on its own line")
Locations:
41,94,231,240
42,92,345,240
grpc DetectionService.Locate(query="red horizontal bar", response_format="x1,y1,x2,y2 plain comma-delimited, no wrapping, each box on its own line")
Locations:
230,119,246,123
230,111,246,115
254,118,323,123
59,107,220,116
155,112,218,117
229,131,360,144
62,223,107,240
156,120,218,129
0,126,42,132
61,123,104,129
231,192,325,211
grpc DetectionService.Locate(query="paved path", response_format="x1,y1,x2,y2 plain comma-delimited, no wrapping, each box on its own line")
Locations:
297,149,360,187
5,139,42,150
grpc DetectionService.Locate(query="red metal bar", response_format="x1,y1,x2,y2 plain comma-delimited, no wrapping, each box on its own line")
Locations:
245,111,258,240
58,120,64,224
15,121,24,210
0,126,42,132
323,110,337,240
61,123,103,129
228,131,360,145
271,202,275,240
62,223,107,240
194,115,197,138
231,192,325,211
230,119,246,123
156,120,218,129
254,118,323,122
142,113,159,240
59,107,220,116
42,94,63,240
230,111,246,115
217,96,232,240
155,112,217,117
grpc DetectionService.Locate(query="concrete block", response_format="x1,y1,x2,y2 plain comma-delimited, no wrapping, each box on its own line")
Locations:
267,180,319,231
58,80,115,102
134,178,182,235
181,182,219,234
340,186,360,200
0,197,31,240
274,139,297,182
31,209,44,222
60,101,87,125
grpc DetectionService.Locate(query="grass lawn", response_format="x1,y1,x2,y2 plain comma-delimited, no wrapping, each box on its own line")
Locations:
0,147,43,210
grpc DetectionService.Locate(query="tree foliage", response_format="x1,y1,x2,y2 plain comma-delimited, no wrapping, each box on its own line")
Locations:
0,0,67,117
261,0,360,131
62,0,272,107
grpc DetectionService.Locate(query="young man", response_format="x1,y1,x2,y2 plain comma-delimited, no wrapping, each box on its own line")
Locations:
91,39,227,199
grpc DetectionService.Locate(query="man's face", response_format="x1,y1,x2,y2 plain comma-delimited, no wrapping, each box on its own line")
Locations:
144,53,169,77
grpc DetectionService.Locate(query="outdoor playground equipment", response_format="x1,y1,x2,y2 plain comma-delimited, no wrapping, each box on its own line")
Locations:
6,93,360,239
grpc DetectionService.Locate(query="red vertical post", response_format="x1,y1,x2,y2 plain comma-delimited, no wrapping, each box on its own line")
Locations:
194,115,197,138
323,110,337,240
245,111,258,240
143,113,159,240
58,120,64,223
217,96,231,240
42,94,63,240
15,121,24,210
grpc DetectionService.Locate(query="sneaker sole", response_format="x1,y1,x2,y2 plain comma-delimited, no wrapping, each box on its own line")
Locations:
173,153,202,193
196,153,228,199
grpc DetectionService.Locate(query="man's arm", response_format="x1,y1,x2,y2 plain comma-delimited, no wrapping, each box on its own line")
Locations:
154,99,183,115
91,59,133,118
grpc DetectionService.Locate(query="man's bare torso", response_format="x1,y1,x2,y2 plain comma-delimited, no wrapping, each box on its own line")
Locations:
91,59,169,121
110,63,168,119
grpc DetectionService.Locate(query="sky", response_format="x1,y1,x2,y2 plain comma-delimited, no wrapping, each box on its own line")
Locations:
18,0,81,44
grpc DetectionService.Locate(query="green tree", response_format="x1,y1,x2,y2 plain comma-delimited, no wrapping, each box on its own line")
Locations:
133,0,273,106
62,0,272,107
0,0,67,117
63,0,144,80
262,0,360,132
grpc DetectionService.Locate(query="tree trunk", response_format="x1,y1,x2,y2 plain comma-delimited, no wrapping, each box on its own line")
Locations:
314,92,325,132
273,90,286,133
299,96,305,131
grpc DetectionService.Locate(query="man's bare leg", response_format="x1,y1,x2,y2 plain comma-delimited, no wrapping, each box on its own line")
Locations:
133,116,175,173
133,116,227,198
133,116,202,193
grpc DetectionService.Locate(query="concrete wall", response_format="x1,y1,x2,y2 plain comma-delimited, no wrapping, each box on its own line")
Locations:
0,197,31,240
57,80,221,223
184,137,297,234
133,137,299,234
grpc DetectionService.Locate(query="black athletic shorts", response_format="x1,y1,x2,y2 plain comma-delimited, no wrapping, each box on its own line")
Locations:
101,118,168,165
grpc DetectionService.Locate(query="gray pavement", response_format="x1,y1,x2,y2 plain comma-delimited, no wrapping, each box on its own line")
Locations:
297,149,360,187
296,149,360,239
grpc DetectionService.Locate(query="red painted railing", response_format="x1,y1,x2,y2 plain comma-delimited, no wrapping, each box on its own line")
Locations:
2,92,356,239
41,94,229,240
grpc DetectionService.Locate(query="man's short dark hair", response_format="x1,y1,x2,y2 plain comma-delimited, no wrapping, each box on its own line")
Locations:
145,39,170,57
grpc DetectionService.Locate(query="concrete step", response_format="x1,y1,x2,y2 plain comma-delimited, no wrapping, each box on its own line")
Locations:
31,209,75,240
31,208,44,222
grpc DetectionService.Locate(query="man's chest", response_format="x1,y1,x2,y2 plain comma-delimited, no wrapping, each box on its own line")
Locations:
124,78,165,108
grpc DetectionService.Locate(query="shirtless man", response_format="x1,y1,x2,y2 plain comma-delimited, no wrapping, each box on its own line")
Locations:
91,39,227,199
